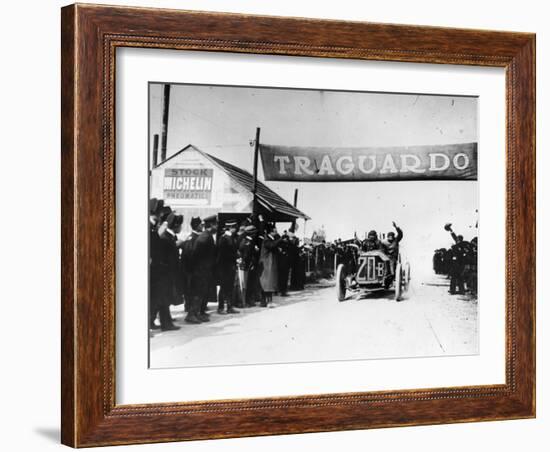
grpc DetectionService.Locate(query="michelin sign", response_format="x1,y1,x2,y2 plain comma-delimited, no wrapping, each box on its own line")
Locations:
163,168,214,201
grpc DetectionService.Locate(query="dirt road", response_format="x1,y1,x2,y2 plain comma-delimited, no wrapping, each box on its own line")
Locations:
150,275,478,368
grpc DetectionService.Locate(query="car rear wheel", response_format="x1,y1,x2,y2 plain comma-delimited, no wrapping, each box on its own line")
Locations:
404,262,411,292
395,262,403,301
336,264,347,302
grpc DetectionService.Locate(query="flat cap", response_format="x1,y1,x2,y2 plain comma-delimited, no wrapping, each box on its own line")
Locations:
203,214,218,225
244,225,257,234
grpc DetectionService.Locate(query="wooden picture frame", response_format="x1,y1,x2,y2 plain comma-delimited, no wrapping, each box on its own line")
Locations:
61,3,535,447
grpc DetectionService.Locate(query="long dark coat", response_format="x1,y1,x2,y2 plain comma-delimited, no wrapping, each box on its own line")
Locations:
149,223,162,308
181,231,199,298
277,237,290,293
191,231,217,299
217,233,236,270
217,232,237,295
259,234,281,292
158,230,183,306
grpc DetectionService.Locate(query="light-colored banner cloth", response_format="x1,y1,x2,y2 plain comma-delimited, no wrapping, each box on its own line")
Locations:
259,142,477,182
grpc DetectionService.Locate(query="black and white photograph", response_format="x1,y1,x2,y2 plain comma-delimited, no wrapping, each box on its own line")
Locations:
148,82,479,368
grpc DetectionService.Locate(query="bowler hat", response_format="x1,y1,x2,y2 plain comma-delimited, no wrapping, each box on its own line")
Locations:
190,216,202,230
159,206,172,223
167,213,183,229
149,198,159,215
149,198,165,215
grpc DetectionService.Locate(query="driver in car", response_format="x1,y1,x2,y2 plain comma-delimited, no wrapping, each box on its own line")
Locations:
362,230,383,252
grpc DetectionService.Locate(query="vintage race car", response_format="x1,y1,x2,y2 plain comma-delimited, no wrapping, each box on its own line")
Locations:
336,249,410,302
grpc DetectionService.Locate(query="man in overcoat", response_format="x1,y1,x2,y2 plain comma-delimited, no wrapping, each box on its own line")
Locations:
216,219,239,314
181,216,203,324
238,225,259,307
259,223,282,306
277,232,290,296
288,229,300,290
149,198,163,330
191,215,218,322
445,223,470,295
232,222,248,308
157,213,184,331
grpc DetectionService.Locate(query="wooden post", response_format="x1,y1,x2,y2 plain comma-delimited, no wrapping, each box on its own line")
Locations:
152,134,159,168
292,188,298,231
160,84,171,162
252,127,261,217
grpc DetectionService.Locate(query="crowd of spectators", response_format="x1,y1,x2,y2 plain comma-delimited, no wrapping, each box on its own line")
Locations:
149,198,319,331
433,223,478,296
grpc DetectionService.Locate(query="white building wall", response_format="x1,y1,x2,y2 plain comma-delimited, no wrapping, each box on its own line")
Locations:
150,148,253,234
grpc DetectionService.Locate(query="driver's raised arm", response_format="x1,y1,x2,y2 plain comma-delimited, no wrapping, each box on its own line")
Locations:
395,225,403,242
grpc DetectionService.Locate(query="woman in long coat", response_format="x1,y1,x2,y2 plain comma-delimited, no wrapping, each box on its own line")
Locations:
259,224,282,305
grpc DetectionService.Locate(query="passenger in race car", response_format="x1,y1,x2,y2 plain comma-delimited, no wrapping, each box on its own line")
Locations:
383,221,404,274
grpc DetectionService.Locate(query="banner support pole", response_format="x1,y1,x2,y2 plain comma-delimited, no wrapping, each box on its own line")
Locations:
291,188,298,231
160,84,171,163
252,127,261,218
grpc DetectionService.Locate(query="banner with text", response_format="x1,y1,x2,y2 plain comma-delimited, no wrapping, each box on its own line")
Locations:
259,143,477,182
163,168,213,202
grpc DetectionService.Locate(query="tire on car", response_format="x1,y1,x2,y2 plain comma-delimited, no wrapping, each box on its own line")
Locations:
394,262,403,301
336,263,347,302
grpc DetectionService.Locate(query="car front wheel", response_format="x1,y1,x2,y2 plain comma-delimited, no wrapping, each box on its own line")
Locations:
336,263,347,302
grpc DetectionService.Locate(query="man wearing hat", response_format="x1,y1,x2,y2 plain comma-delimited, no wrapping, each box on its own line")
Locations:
362,230,384,252
149,198,163,330
216,219,240,315
156,205,173,237
277,231,290,297
445,223,470,295
232,222,247,307
235,222,247,248
287,227,299,290
181,216,203,324
239,225,260,307
191,215,218,322
157,212,184,331
383,221,404,274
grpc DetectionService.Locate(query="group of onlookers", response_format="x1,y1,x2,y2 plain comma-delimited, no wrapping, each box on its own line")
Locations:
433,223,478,296
148,198,308,331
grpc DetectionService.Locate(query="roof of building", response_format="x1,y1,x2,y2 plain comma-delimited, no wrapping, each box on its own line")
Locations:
155,145,310,221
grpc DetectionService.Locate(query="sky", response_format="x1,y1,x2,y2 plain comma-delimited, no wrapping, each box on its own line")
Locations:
149,83,478,276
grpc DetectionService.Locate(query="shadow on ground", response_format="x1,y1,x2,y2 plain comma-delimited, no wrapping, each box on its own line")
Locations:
34,427,59,443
